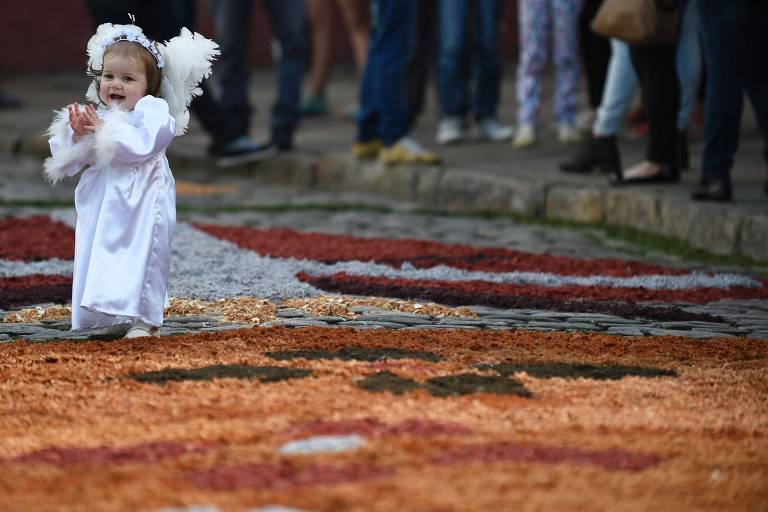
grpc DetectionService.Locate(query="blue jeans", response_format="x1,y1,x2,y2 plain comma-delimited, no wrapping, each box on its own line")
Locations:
213,0,306,136
437,0,504,120
357,0,418,145
699,0,768,184
594,0,702,136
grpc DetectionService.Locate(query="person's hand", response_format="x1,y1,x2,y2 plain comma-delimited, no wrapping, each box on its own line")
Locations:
68,103,88,140
82,104,102,133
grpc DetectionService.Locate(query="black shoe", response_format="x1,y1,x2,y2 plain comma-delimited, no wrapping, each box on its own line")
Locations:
610,163,680,186
271,125,294,151
677,130,690,171
212,136,279,168
691,179,733,201
559,135,621,174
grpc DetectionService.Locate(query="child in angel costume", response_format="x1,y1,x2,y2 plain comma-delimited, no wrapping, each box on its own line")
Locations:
44,20,217,338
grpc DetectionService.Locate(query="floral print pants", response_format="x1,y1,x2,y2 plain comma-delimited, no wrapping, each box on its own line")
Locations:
516,0,583,127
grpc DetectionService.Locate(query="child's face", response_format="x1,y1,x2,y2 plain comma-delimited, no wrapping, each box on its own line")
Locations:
98,52,148,111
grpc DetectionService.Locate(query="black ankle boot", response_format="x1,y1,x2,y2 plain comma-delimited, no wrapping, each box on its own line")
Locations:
677,130,689,171
271,125,294,151
559,135,621,174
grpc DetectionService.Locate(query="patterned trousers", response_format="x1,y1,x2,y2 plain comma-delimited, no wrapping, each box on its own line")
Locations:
516,0,583,127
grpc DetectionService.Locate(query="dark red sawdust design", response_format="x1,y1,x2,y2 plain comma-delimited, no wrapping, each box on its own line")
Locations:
4,441,209,468
0,216,75,261
283,418,473,439
297,273,728,322
432,442,662,472
194,224,685,277
298,272,768,305
0,275,72,309
184,461,390,491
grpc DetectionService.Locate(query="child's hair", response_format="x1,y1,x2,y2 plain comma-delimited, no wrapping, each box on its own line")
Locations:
87,40,163,102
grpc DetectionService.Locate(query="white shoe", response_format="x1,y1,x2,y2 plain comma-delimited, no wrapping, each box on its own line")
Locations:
512,123,536,148
124,320,158,339
473,118,514,142
576,109,596,131
558,124,582,144
436,117,464,145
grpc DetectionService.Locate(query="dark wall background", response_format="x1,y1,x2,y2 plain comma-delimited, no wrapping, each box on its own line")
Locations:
1,1,518,73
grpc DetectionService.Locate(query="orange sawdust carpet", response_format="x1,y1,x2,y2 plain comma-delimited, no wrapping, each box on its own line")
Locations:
0,327,766,511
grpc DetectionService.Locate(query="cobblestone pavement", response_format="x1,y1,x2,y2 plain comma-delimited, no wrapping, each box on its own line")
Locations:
2,196,767,342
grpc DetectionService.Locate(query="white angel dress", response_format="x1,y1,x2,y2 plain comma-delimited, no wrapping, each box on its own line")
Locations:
46,96,176,329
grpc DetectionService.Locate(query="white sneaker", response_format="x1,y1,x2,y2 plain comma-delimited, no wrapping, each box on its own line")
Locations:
576,109,596,131
558,124,582,144
512,123,536,148
473,118,514,142
436,117,464,145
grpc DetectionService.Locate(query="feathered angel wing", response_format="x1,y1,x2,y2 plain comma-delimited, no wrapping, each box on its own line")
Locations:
158,28,219,136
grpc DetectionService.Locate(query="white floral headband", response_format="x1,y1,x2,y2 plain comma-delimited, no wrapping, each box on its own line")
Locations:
99,21,165,68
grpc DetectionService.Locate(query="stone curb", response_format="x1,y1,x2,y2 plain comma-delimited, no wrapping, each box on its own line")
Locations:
11,134,768,261
187,150,768,262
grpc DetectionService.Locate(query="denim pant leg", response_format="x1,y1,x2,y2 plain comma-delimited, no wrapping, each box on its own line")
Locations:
516,0,551,126
593,39,638,136
357,0,417,146
551,0,583,127
675,0,702,130
699,0,748,183
262,0,306,130
473,0,504,120
437,0,469,118
213,0,253,137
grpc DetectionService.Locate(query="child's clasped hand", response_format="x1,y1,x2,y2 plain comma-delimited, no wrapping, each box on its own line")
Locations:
68,102,102,141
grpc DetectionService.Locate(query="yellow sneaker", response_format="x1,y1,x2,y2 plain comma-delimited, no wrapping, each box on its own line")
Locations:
512,123,536,148
351,139,383,159
378,137,441,166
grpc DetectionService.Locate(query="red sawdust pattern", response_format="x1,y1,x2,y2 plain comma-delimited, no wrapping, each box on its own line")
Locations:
5,441,210,468
299,272,768,305
432,442,662,472
184,461,390,491
283,418,473,439
0,216,75,261
0,275,72,309
194,224,685,277
297,272,728,322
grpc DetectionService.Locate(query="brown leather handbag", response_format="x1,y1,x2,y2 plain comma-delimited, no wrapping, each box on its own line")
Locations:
591,0,681,46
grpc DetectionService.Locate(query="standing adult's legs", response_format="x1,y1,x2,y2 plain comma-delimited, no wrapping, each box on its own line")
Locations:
405,0,438,125
262,0,307,148
305,0,333,101
675,0,702,132
473,0,504,121
213,0,253,138
578,0,611,110
368,0,418,145
516,0,550,128
696,0,747,198
559,38,636,175
437,0,470,119
623,44,679,183
744,0,768,166
336,0,370,71
551,0,583,129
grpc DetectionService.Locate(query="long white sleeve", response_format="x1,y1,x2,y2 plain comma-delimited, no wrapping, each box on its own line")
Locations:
93,96,176,169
